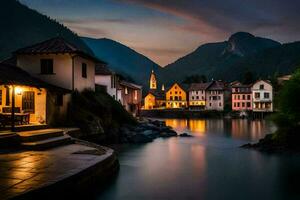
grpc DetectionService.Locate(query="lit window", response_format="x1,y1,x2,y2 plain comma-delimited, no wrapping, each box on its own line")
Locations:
0,90,2,105
125,87,128,95
134,90,138,100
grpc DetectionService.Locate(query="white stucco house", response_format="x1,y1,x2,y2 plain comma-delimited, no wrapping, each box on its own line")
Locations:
252,80,273,112
95,64,118,100
14,37,102,92
10,37,104,122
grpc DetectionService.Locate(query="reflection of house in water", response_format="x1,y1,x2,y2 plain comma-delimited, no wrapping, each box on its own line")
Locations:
188,120,206,135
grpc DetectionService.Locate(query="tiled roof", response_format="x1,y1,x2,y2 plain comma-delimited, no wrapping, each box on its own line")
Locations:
95,64,113,75
119,80,142,90
148,89,165,100
188,82,211,91
206,81,226,90
14,37,105,63
0,63,70,93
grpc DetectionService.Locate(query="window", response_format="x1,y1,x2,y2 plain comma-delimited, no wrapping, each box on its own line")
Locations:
170,96,173,100
134,90,138,100
264,92,270,99
219,103,222,107
0,90,2,105
242,102,245,107
247,95,251,100
192,96,194,100
242,95,245,100
41,59,53,74
55,94,63,106
247,102,251,108
255,92,260,99
259,84,264,90
22,91,35,113
196,96,199,100
5,86,10,106
237,95,240,100
237,102,240,107
234,103,236,107
82,63,87,78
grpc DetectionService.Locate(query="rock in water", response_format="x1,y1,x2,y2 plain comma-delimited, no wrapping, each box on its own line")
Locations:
179,133,193,137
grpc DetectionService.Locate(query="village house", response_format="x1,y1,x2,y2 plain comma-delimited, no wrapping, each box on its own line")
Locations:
0,63,69,128
144,70,165,110
14,37,102,92
95,64,118,100
118,80,142,116
231,82,252,111
252,80,273,112
188,83,210,110
0,37,103,128
165,83,187,109
205,81,226,111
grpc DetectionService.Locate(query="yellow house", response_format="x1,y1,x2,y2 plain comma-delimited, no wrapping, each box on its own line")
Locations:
144,93,156,110
166,83,187,109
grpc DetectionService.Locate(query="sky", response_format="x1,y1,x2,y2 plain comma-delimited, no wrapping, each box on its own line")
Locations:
20,0,300,66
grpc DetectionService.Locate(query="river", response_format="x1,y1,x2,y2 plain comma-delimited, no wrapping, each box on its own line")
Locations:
94,119,300,200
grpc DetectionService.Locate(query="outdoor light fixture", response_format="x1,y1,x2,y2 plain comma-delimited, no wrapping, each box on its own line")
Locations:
15,87,23,95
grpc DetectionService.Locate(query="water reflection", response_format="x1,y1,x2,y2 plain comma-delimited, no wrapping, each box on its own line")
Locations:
165,118,275,141
95,119,300,200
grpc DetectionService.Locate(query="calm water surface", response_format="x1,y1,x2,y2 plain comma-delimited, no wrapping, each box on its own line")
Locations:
95,119,300,200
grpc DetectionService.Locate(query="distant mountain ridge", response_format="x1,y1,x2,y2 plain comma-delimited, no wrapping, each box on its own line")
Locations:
82,37,162,88
161,32,299,85
0,0,92,60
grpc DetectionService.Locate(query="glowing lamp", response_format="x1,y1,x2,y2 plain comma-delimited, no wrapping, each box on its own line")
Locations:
15,87,23,95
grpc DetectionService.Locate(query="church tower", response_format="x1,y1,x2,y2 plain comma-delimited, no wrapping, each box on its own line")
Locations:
149,70,157,90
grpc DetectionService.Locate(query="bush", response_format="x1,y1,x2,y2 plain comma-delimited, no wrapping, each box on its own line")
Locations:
69,89,136,135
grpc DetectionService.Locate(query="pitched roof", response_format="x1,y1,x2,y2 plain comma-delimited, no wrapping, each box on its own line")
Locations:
206,81,225,90
148,89,165,100
188,82,211,91
231,82,252,88
0,63,70,93
14,37,105,64
95,64,113,75
119,80,142,90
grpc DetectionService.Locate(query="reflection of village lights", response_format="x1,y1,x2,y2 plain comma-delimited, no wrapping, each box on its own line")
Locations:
15,87,23,95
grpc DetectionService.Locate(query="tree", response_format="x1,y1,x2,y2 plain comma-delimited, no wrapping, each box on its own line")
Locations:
242,70,254,84
273,69,300,128
182,74,207,85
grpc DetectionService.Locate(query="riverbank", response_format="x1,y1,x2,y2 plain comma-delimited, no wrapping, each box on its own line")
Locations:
0,140,119,200
242,130,300,154
140,109,225,119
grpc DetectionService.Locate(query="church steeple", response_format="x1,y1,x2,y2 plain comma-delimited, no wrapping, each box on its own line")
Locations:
150,70,157,89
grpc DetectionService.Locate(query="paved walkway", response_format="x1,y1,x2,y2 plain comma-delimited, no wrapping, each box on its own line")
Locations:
0,143,113,199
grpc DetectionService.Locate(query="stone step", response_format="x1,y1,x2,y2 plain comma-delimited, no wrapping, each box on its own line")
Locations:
21,135,73,150
18,129,64,142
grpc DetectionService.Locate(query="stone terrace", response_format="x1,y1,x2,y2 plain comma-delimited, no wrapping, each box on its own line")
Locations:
0,143,117,199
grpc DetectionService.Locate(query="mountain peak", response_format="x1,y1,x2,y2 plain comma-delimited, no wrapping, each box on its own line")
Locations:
224,32,280,57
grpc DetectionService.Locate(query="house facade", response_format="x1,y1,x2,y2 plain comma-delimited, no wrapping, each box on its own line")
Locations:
0,63,69,127
14,37,101,92
95,64,118,100
252,80,273,112
231,82,252,111
205,81,225,111
166,83,187,109
188,83,209,110
119,81,142,116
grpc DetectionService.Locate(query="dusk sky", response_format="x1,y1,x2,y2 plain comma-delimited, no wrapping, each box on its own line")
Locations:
20,0,300,66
